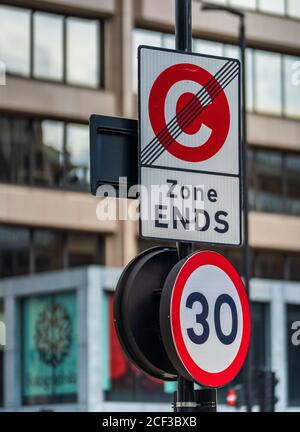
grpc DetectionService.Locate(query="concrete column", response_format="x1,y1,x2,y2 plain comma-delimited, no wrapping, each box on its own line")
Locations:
86,268,105,412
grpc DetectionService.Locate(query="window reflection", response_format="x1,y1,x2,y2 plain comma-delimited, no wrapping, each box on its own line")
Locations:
0,226,30,278
0,116,32,184
105,294,172,403
33,12,63,80
285,154,300,216
246,49,254,111
162,33,175,49
253,252,285,279
66,17,100,87
33,120,64,187
258,0,285,15
133,29,163,92
287,0,300,18
0,5,30,76
254,150,284,213
194,39,223,57
288,255,300,281
65,124,89,189
34,230,64,273
68,233,102,268
254,50,282,115
224,45,240,60
229,0,256,9
0,115,90,191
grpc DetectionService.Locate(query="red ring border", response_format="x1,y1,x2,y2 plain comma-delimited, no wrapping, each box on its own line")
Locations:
170,251,251,388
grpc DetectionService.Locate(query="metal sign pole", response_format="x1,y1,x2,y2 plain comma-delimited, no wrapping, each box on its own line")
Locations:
174,0,217,413
175,0,195,413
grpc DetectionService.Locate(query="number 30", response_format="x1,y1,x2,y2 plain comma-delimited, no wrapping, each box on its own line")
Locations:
186,292,238,345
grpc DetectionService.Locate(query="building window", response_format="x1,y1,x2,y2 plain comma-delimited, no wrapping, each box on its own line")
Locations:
229,0,256,9
287,255,300,281
285,153,300,216
287,305,300,406
254,50,282,115
0,301,4,407
38,120,65,188
0,114,89,191
287,0,300,18
253,252,285,279
67,233,103,268
0,226,30,278
194,39,223,56
249,148,300,216
253,150,284,213
0,5,30,76
66,17,100,87
34,230,65,273
21,292,77,405
0,225,104,279
0,5,102,88
33,12,64,81
65,124,90,189
258,0,285,15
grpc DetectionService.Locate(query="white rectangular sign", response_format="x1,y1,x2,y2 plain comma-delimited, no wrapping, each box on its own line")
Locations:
138,46,242,246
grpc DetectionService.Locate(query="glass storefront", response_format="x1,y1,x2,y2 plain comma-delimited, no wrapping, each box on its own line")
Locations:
104,293,173,403
21,292,77,405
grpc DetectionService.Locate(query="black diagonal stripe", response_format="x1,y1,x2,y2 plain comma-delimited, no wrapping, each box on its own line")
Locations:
145,65,239,166
141,60,235,162
142,61,239,165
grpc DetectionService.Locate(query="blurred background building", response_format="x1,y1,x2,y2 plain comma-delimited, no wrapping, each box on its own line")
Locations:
0,0,299,411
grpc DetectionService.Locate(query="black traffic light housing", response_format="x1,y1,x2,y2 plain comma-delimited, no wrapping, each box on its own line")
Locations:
256,370,279,412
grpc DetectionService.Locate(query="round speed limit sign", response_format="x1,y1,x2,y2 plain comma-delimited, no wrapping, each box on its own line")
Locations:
160,251,250,387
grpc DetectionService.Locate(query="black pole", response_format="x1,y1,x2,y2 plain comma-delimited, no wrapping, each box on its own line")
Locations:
175,0,192,52
240,17,253,413
175,0,195,413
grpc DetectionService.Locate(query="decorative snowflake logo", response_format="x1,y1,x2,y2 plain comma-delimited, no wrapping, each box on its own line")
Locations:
35,303,72,367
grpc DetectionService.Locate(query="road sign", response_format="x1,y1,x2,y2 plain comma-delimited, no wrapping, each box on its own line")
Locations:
160,251,250,387
138,46,241,246
114,246,178,381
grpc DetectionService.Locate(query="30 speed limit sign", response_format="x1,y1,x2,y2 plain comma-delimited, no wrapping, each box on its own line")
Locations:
160,251,250,387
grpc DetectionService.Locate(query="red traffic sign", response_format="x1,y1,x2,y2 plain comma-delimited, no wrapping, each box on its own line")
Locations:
148,63,230,163
160,251,250,388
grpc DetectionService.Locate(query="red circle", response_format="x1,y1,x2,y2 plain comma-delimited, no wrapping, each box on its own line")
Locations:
170,251,250,388
148,63,230,163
